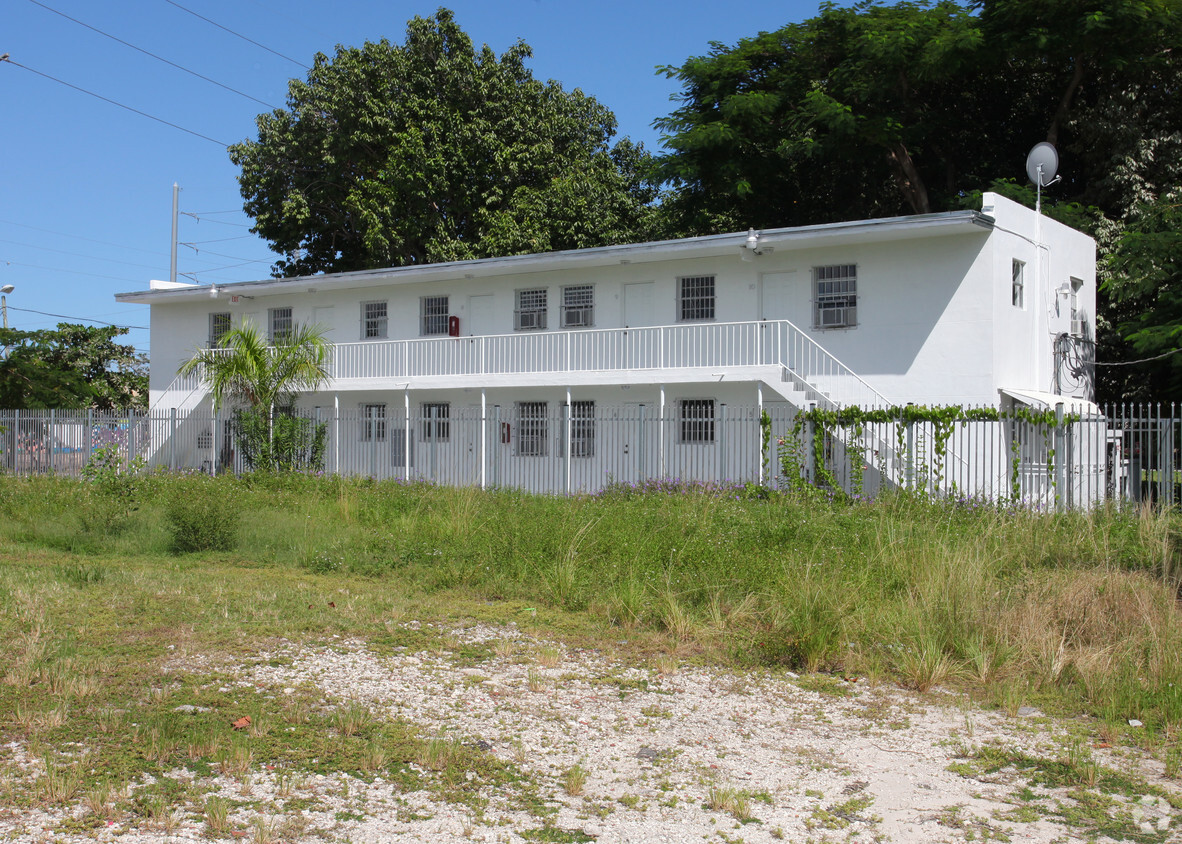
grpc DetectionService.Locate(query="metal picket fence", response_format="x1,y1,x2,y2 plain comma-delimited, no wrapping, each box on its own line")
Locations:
0,403,1177,509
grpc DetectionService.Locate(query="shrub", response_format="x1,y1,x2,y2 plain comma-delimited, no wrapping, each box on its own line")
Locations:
164,477,240,553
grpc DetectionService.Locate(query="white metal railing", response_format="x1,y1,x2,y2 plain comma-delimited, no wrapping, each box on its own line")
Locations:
319,320,891,406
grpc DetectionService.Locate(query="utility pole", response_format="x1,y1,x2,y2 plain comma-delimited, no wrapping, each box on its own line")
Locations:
1,284,12,330
170,182,180,285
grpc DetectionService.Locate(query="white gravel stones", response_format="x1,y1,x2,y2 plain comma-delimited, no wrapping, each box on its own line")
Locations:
2,622,1178,842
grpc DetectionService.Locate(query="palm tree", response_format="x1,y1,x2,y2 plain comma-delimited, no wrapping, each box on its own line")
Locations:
178,321,331,467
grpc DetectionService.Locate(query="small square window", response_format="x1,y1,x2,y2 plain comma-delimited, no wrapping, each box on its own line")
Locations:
516,402,548,457
269,307,293,341
360,403,386,442
1012,260,1025,309
209,312,231,347
678,276,715,321
680,399,715,444
420,296,449,336
362,301,388,339
813,265,857,329
562,285,594,328
515,289,547,331
421,402,450,442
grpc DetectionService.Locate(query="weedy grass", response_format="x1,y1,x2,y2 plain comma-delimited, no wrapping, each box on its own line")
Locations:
4,474,1182,811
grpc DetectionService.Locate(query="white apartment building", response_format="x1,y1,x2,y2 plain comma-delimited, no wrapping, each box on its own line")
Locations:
116,192,1097,492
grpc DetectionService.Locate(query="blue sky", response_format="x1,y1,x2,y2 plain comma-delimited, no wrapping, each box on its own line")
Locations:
2,0,819,362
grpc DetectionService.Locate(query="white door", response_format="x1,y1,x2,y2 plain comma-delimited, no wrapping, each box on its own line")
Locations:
312,306,335,337
760,271,796,321
622,282,655,327
467,294,495,335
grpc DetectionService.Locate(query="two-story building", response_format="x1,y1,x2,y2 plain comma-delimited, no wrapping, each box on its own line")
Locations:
116,192,1097,493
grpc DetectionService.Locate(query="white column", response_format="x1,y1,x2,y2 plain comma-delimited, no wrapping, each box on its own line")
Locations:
757,383,765,486
659,384,666,478
333,393,340,474
565,387,573,495
404,389,411,482
480,389,487,490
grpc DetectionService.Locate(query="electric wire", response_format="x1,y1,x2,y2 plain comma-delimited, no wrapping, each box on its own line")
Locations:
180,244,270,263
2,259,146,284
1,57,229,146
6,306,147,330
1095,348,1182,366
26,0,279,108
181,214,253,228
0,238,163,271
0,218,165,257
186,235,253,244
162,0,309,70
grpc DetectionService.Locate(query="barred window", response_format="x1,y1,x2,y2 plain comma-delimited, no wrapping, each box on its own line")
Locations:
562,285,594,328
516,402,548,457
209,312,231,347
813,265,857,329
515,288,547,331
362,301,388,339
421,402,450,442
360,403,386,442
680,399,715,443
570,400,595,457
1012,260,1025,309
420,296,449,336
678,275,715,321
269,307,293,341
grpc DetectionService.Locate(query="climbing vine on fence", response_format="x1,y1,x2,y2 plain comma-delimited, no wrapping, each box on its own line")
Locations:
778,404,1080,501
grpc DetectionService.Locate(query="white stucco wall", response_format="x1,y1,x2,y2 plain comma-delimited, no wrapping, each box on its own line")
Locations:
134,192,1095,412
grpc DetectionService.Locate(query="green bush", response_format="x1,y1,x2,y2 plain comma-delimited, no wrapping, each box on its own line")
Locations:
164,476,240,553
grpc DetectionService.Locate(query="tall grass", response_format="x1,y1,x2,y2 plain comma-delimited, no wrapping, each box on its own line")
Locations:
3,474,1182,728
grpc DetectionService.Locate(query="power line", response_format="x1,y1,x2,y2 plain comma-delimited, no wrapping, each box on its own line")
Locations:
162,0,309,70
0,238,162,271
1095,348,1182,366
180,244,270,263
189,235,253,244
1,56,229,147
0,218,165,257
27,0,279,109
1,259,143,284
181,213,253,228
6,306,147,330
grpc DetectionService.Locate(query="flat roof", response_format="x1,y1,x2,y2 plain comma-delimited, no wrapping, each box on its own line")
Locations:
116,207,994,305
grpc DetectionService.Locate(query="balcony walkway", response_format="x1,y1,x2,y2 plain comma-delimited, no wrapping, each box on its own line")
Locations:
159,319,890,411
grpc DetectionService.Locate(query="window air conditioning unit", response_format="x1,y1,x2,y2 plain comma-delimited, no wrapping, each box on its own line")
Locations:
563,309,590,328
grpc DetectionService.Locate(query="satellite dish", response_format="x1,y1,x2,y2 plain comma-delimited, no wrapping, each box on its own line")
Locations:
1026,142,1059,187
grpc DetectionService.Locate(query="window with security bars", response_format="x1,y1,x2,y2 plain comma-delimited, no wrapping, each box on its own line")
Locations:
679,399,715,444
420,296,449,336
209,312,231,347
516,402,548,457
1012,260,1025,309
515,288,547,331
813,265,857,329
562,285,594,328
421,402,450,441
678,275,715,321
362,301,388,339
1069,277,1084,335
569,401,595,457
269,307,293,341
360,403,386,442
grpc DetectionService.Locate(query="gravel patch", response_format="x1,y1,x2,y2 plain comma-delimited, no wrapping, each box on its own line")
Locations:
2,622,1179,842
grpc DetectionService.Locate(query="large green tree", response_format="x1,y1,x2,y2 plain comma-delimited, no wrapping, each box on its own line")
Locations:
231,8,658,276
0,324,147,410
655,0,1182,401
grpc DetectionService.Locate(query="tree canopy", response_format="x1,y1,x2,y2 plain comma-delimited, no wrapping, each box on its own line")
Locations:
0,324,147,410
231,8,658,276
654,0,1182,400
